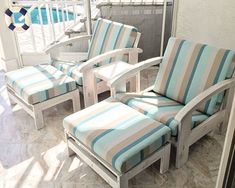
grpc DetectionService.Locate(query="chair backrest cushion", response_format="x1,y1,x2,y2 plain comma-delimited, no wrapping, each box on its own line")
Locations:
153,37,235,115
87,18,138,63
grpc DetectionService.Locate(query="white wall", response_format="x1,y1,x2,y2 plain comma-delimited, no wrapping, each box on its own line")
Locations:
0,0,21,71
175,0,235,50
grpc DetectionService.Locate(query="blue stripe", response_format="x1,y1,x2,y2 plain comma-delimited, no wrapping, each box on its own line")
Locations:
91,115,145,150
213,50,230,84
166,117,174,126
108,25,124,64
164,40,186,94
111,124,165,167
72,104,122,134
87,19,101,58
204,50,230,112
183,45,207,103
13,66,55,94
97,22,112,55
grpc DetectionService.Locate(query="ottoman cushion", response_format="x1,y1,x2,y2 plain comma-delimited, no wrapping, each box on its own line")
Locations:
5,65,76,104
63,100,171,173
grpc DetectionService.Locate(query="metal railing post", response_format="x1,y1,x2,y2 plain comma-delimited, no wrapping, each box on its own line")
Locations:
160,0,167,56
84,0,92,35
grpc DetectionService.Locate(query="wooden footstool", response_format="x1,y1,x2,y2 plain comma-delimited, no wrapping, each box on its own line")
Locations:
5,64,80,129
63,99,171,188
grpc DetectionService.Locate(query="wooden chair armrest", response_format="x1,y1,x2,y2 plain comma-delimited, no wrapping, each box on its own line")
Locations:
107,56,163,88
44,35,92,54
175,78,235,123
78,48,143,72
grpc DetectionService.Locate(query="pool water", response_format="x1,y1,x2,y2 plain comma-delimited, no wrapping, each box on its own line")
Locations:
14,7,74,25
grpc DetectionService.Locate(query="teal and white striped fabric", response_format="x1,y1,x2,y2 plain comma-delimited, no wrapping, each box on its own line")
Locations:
154,38,235,115
52,61,83,86
52,60,102,86
64,100,171,173
88,18,138,64
5,65,76,104
116,92,209,136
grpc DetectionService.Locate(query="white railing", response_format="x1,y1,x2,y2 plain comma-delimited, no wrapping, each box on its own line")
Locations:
98,0,169,4
10,0,98,53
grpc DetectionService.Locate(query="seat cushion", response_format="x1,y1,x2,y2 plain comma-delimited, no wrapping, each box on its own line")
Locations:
116,92,209,136
52,60,83,86
88,18,138,64
154,37,235,115
63,100,171,173
52,60,102,86
5,65,76,104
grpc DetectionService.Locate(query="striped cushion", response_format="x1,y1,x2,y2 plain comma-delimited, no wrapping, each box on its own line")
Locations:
63,100,171,173
52,60,102,86
154,38,235,115
51,19,138,85
88,18,138,64
5,65,76,104
116,92,209,136
52,61,83,85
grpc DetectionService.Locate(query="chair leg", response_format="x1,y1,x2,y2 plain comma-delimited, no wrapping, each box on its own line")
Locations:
116,177,128,188
8,96,16,105
72,90,81,112
67,145,75,157
160,143,170,174
82,70,98,107
64,131,75,157
33,104,44,130
175,143,189,168
129,77,136,92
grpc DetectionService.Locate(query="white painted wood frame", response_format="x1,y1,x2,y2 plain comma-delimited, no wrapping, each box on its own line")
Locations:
45,32,141,108
79,47,142,107
108,56,235,168
216,92,235,188
65,131,171,188
7,87,80,130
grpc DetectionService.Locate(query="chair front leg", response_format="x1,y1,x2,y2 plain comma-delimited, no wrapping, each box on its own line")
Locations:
175,114,191,168
220,87,235,133
116,176,128,188
128,49,140,93
82,69,98,107
33,103,44,130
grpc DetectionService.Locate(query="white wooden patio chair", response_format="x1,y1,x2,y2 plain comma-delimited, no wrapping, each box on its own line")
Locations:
5,18,141,129
45,18,141,107
107,37,235,168
63,38,235,187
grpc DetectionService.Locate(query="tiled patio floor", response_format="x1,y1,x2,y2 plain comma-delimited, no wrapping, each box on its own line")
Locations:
0,68,225,188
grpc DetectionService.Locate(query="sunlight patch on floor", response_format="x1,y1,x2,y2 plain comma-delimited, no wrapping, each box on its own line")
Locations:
68,157,83,173
12,104,23,112
0,105,5,115
0,141,85,188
